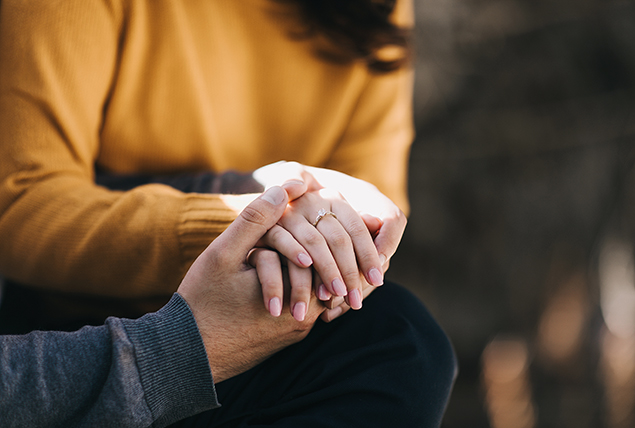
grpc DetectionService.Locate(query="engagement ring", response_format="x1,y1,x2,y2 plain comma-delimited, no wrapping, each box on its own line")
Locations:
313,208,337,227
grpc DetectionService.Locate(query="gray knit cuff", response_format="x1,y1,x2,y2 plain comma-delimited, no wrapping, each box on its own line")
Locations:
121,294,219,427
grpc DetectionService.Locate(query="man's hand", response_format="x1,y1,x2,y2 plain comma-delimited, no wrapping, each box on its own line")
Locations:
177,186,325,383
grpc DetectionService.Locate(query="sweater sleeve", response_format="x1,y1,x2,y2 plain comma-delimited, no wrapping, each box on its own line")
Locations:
0,0,237,298
0,294,219,428
322,0,415,215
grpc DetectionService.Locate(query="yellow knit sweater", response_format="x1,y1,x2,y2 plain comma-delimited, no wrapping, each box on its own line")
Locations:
0,0,414,298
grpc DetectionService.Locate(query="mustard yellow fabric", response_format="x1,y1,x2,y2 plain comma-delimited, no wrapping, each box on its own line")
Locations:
0,0,414,298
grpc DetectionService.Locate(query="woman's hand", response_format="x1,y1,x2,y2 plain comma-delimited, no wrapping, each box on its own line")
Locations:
248,248,314,321
303,165,407,268
248,248,389,324
255,189,384,321
320,215,389,322
247,205,390,324
251,161,406,319
253,161,407,269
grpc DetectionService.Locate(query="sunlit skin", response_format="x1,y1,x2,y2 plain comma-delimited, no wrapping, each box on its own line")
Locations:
237,161,407,322
178,186,328,384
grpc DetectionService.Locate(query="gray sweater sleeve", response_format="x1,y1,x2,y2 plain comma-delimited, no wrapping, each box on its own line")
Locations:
0,293,220,428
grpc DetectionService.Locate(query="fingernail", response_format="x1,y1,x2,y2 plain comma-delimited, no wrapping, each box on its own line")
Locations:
368,268,383,286
298,253,313,267
317,284,331,300
282,179,304,187
332,278,347,296
349,289,363,310
261,186,286,205
269,297,282,317
293,302,307,322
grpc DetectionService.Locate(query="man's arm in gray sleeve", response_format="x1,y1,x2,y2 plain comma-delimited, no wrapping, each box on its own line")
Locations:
0,293,220,428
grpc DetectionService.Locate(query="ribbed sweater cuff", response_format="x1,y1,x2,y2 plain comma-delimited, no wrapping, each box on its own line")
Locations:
178,196,237,265
121,294,219,427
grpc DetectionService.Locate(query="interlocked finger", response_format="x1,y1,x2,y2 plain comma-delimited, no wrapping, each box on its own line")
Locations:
249,248,284,317
312,209,362,308
314,271,332,302
278,204,347,298
288,263,313,322
321,274,377,323
260,224,313,268
329,198,384,287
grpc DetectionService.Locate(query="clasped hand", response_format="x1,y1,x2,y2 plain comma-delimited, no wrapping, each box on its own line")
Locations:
177,159,407,383
251,161,407,322
177,187,325,383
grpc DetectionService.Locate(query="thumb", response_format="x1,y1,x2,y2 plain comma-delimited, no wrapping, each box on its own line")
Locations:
212,186,288,262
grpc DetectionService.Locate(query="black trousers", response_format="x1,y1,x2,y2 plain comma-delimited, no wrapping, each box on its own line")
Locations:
173,282,457,428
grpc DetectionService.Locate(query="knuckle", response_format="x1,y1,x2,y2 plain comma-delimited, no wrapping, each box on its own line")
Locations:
328,229,350,248
261,280,280,295
357,250,377,266
260,279,276,293
302,229,324,247
240,205,268,228
346,220,369,239
265,226,284,244
340,266,360,283
295,281,312,294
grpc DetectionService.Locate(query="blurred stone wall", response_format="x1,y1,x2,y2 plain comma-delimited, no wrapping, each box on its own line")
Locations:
388,0,635,427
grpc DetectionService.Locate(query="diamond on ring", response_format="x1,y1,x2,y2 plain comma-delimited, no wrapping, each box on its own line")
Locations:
313,208,337,227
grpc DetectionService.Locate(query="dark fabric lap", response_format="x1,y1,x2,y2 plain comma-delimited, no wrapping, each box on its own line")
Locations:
172,282,457,428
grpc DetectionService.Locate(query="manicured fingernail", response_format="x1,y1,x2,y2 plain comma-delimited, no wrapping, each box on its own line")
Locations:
332,278,347,296
298,253,313,267
261,186,286,205
348,289,363,310
368,268,383,286
317,284,331,300
293,302,307,322
269,297,282,317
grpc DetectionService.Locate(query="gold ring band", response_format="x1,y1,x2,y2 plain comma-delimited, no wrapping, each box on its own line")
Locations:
313,208,337,227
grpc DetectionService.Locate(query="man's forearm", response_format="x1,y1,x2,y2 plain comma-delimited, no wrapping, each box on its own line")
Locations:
0,294,219,428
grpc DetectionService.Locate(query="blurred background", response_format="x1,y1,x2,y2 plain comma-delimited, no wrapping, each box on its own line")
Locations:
388,0,635,426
